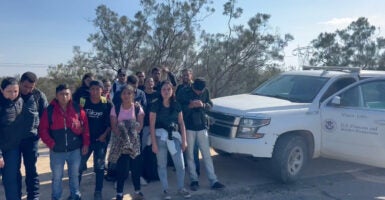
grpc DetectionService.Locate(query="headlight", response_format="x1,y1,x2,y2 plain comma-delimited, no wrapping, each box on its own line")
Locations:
236,118,270,139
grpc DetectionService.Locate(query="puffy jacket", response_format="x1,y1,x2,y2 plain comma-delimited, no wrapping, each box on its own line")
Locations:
21,89,48,140
0,95,33,156
39,99,90,152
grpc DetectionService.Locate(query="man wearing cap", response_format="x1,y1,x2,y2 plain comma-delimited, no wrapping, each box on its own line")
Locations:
177,78,225,191
78,80,113,200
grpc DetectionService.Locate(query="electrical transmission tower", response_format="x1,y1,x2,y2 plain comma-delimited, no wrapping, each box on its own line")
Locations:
292,46,314,70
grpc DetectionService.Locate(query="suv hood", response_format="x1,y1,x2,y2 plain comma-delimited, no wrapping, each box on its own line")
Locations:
212,94,308,115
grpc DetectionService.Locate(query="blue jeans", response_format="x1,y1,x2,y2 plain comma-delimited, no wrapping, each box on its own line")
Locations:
156,136,186,191
19,138,40,200
186,129,218,185
79,141,107,192
50,149,81,200
2,148,22,200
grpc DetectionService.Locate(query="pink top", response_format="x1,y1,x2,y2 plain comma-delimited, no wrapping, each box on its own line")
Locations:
110,103,144,122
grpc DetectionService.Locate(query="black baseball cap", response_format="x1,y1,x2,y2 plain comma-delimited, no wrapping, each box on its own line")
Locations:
89,80,104,89
192,78,206,91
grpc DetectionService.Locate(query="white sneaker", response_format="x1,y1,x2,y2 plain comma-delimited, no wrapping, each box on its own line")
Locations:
178,188,191,199
163,190,171,200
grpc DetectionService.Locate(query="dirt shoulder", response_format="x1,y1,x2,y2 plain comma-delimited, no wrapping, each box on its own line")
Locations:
1,146,253,200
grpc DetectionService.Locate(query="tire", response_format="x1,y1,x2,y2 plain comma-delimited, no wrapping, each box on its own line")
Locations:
271,135,308,183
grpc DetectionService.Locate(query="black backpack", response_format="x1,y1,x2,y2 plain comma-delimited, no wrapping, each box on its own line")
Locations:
47,102,81,127
115,103,140,119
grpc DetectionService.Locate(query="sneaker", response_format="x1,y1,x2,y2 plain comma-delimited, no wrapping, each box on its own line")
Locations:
189,181,199,191
211,181,225,190
178,188,191,199
94,191,102,200
162,190,171,200
116,194,123,200
133,191,144,200
140,177,148,186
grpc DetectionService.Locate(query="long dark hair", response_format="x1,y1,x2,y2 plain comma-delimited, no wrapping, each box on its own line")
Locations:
159,80,177,114
81,73,94,87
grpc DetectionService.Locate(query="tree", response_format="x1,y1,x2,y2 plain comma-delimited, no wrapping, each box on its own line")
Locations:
309,17,385,69
88,5,150,73
197,0,292,97
136,0,214,73
47,0,291,98
47,46,104,88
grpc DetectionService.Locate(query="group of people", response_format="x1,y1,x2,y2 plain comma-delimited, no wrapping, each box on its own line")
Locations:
0,66,225,200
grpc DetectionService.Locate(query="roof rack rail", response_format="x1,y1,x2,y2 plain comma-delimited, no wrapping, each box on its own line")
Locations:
302,66,361,73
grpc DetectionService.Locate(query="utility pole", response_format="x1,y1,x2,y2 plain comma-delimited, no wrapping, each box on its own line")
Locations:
292,46,314,70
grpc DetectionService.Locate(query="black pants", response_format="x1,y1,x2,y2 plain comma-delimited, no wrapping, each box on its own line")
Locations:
142,145,159,181
116,154,142,193
19,137,40,200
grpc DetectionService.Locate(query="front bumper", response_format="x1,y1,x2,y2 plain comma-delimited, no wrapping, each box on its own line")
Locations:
209,133,277,158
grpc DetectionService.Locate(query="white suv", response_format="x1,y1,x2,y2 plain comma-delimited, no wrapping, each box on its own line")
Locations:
208,67,385,183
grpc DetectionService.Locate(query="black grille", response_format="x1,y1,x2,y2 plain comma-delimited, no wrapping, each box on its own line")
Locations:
207,111,237,124
209,124,233,138
207,111,238,138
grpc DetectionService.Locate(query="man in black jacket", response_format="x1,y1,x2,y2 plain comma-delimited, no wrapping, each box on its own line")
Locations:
19,72,48,200
177,78,225,191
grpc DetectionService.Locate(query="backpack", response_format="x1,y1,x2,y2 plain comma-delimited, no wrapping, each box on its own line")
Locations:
79,96,108,108
47,102,81,127
115,103,140,120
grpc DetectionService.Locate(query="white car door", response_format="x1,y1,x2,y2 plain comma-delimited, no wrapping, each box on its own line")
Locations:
320,78,385,168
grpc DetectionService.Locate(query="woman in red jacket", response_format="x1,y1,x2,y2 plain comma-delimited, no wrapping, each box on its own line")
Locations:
39,84,90,200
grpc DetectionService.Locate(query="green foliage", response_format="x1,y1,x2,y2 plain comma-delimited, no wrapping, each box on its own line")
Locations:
87,5,150,73
138,0,214,73
47,0,291,98
198,10,292,97
309,17,385,69
36,77,56,102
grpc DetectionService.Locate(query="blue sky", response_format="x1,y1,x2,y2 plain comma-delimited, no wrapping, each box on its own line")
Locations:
1,0,384,77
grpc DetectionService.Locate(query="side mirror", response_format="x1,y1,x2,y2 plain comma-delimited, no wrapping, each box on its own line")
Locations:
330,96,341,106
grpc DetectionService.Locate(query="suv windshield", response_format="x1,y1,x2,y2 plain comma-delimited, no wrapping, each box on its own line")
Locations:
252,74,329,103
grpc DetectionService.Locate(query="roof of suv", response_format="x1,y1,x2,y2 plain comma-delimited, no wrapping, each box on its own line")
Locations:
282,66,385,78
283,70,351,78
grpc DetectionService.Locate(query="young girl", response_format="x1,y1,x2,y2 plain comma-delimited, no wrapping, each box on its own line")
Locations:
109,85,145,200
0,77,31,200
150,80,191,200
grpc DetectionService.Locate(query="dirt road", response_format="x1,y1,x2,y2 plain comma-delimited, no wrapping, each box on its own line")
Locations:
1,147,235,200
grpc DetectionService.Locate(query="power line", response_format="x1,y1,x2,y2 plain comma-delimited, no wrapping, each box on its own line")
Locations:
0,62,52,68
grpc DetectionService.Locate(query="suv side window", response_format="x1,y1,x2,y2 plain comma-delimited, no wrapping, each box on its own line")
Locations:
334,80,385,109
320,78,356,102
362,80,385,109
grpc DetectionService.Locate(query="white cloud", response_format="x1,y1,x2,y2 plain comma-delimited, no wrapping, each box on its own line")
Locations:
318,15,385,36
319,17,356,29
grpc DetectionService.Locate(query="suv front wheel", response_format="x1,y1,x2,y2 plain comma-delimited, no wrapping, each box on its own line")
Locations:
271,135,308,183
